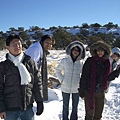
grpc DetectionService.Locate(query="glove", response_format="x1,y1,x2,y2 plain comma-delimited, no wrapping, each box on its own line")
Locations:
36,102,44,116
108,69,119,81
78,88,85,98
108,66,120,81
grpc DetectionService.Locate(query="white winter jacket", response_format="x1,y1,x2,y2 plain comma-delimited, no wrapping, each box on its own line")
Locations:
56,41,86,93
56,56,83,93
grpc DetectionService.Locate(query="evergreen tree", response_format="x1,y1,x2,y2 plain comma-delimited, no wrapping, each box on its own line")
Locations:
113,37,120,48
53,28,71,49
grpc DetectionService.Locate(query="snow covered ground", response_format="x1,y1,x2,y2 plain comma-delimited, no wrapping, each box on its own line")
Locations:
0,49,120,120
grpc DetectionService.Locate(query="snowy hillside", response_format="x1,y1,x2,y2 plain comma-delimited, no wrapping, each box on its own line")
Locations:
25,27,120,38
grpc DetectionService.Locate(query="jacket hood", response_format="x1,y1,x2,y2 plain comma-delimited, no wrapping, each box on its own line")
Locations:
90,41,112,59
66,41,86,60
112,47,120,55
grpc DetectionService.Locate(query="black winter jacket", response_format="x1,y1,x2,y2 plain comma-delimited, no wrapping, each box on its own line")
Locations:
79,57,109,97
0,53,43,113
78,41,111,98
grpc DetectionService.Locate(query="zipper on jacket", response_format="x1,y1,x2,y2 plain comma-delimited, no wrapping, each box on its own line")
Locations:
24,86,27,110
4,75,6,83
70,62,74,93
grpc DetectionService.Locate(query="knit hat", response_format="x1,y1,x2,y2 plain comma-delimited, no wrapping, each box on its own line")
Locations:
112,47,120,56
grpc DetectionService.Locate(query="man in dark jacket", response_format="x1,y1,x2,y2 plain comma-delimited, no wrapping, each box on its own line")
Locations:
0,34,43,120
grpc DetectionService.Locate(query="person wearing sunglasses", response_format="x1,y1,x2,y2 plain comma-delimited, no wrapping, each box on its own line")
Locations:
56,41,86,120
107,47,120,81
110,47,120,71
106,47,120,90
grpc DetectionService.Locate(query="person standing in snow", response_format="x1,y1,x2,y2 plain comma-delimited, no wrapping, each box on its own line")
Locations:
106,47,120,92
0,34,43,120
78,41,111,120
107,47,120,81
56,41,86,120
109,47,120,72
25,34,55,101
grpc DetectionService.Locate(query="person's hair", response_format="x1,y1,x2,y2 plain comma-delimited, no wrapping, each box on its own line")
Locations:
6,34,22,46
71,46,81,53
40,34,55,44
71,46,81,61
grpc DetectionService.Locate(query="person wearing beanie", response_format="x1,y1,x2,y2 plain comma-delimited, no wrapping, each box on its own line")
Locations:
56,41,86,120
110,47,120,71
25,34,55,101
0,34,43,120
78,41,111,120
105,47,120,91
107,47,120,81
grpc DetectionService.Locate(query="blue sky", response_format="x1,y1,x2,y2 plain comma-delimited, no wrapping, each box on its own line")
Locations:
0,0,120,32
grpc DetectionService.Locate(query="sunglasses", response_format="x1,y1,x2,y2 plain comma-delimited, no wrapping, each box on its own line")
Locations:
72,48,80,52
113,53,120,57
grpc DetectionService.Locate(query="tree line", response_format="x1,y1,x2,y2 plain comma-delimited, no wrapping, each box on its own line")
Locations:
0,22,120,50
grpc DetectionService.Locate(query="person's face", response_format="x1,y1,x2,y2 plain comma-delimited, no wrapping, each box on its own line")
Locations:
6,39,22,56
96,50,105,57
42,38,53,51
111,53,120,61
71,47,80,58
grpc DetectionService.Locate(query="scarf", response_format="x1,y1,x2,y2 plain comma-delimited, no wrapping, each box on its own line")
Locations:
90,56,110,110
41,50,48,101
8,52,31,85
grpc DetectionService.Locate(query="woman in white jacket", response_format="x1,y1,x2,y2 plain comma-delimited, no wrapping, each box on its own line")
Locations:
56,41,86,120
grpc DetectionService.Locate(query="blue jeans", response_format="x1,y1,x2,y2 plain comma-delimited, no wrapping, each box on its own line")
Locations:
5,108,34,120
62,92,79,120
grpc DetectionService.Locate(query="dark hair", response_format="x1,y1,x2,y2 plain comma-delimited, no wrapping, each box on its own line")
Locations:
71,46,81,52
96,47,105,52
6,34,22,46
40,34,55,44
